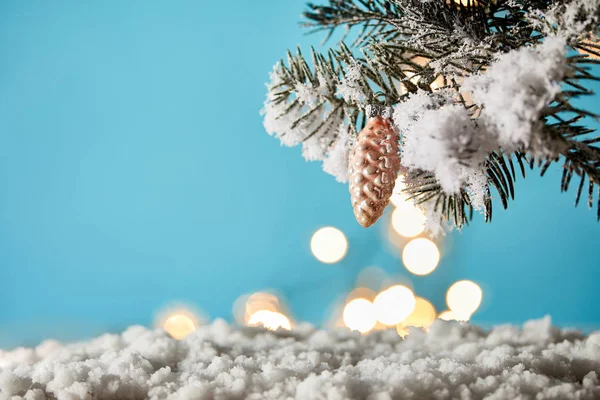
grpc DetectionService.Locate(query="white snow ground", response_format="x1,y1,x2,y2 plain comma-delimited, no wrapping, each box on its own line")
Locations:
1,317,599,399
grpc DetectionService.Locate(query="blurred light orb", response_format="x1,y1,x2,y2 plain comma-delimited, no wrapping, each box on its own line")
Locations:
163,314,197,340
373,285,416,326
446,280,483,317
391,204,426,238
310,227,348,263
346,287,377,303
343,298,377,333
402,296,437,329
245,292,280,321
438,310,470,322
390,177,407,207
402,238,440,275
248,310,292,331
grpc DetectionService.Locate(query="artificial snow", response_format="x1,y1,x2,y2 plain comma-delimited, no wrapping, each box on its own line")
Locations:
463,36,567,155
322,123,354,183
2,317,600,399
393,36,569,219
336,62,365,104
262,64,346,164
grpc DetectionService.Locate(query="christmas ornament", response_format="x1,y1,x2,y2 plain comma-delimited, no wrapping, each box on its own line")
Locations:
348,112,400,227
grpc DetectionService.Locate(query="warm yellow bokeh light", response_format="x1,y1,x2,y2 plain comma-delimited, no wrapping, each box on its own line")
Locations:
446,280,483,317
245,292,280,322
248,310,292,331
391,203,426,238
346,287,377,303
390,176,407,207
438,310,470,322
163,314,197,340
402,297,437,329
310,226,348,264
402,238,440,275
343,298,377,333
373,285,416,326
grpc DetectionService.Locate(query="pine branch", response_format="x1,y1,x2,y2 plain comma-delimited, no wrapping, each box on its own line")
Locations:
264,0,600,231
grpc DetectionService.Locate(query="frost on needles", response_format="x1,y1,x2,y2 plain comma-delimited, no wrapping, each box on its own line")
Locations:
261,0,600,232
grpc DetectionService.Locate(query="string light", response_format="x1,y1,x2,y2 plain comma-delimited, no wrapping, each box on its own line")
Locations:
310,226,348,264
402,238,440,275
343,298,377,333
373,285,416,326
446,280,483,318
248,310,292,331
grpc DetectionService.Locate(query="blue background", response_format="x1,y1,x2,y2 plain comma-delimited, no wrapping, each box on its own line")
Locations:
0,1,598,347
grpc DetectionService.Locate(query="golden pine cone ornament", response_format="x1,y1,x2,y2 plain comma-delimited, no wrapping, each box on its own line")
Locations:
349,116,400,227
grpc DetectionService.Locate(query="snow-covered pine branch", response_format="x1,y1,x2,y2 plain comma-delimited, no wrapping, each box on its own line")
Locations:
262,0,600,230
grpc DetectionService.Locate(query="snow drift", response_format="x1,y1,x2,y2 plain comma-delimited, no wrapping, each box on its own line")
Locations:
1,317,600,399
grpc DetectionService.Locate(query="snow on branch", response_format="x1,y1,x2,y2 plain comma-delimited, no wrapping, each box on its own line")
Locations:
262,0,600,229
463,36,567,156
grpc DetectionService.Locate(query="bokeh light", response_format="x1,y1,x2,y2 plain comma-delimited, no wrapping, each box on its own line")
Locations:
402,238,440,275
446,280,483,317
373,285,416,326
245,292,280,321
248,310,292,331
346,287,377,303
155,306,202,340
163,314,196,340
390,176,407,207
401,296,437,329
310,226,348,264
343,298,377,333
391,203,427,238
438,310,469,322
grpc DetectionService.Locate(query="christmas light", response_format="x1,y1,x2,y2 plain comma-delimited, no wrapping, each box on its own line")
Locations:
245,292,280,323
248,310,292,331
373,285,416,326
401,297,437,329
390,176,407,207
446,280,482,318
438,310,470,321
163,314,196,340
391,203,426,238
310,227,348,263
346,287,377,303
402,238,440,275
343,298,377,333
